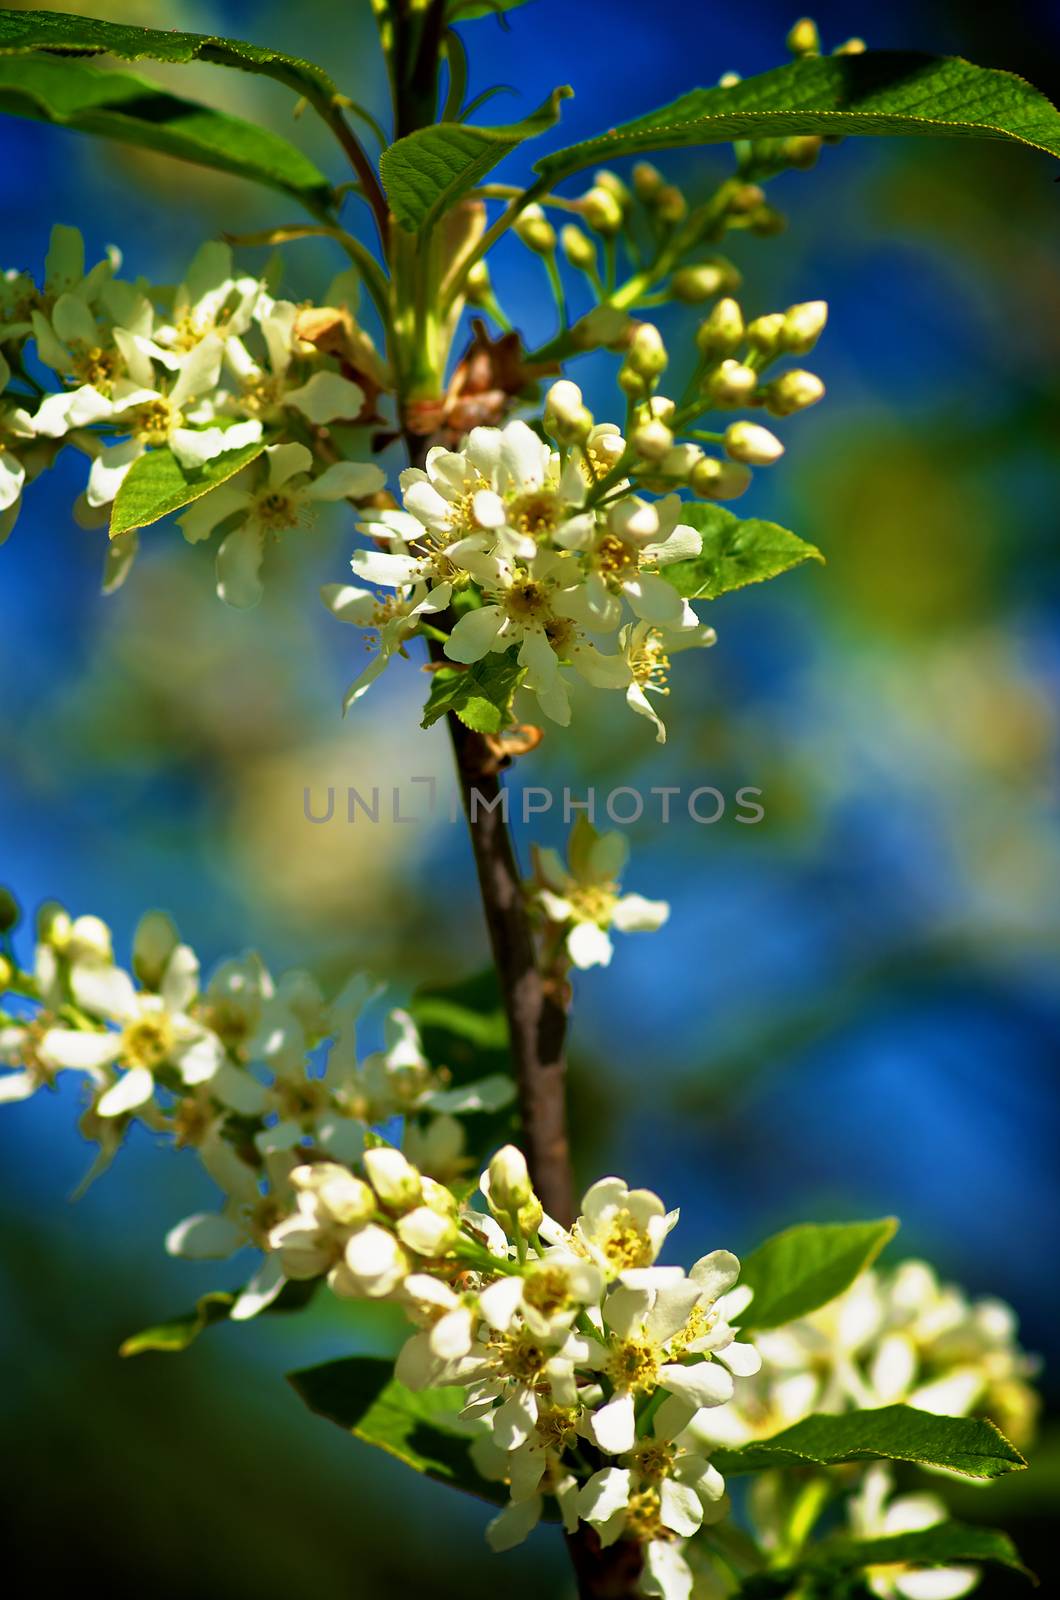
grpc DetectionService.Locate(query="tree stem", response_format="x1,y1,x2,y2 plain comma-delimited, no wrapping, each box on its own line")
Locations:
429,638,575,1226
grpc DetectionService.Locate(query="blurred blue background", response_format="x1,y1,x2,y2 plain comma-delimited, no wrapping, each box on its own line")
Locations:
1,1,1058,1594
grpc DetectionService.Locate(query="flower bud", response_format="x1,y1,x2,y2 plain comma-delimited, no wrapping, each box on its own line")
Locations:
718,71,741,89
745,313,786,355
660,443,704,480
645,394,675,424
725,421,784,465
593,168,632,211
787,17,821,56
671,257,741,303
580,185,623,235
487,1145,534,1211
545,379,594,444
728,183,765,215
696,297,744,360
571,304,630,351
315,1169,376,1226
690,457,753,500
560,224,598,273
397,1205,459,1256
484,1147,545,1237
37,900,71,949
781,136,822,170
708,359,759,406
834,36,866,55
782,300,828,354
626,322,668,379
364,1146,422,1211
0,954,11,990
632,162,664,200
655,185,687,224
762,369,825,416
335,1225,409,1298
133,910,179,990
749,205,786,237
632,419,674,461
545,377,584,422
514,203,556,254
67,915,113,964
0,886,20,934
463,258,492,306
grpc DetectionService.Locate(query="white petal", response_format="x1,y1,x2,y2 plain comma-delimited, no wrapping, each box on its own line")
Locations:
641,1539,693,1600
284,371,365,424
216,523,265,609
170,419,260,471
160,943,199,1013
443,604,505,664
230,1256,287,1321
716,1340,761,1377
690,1250,742,1302
430,1306,473,1360
577,1467,631,1525
165,1210,244,1259
493,1387,538,1451
321,582,377,625
178,483,252,544
0,449,24,513
610,894,669,934
485,1496,541,1553
309,460,387,500
624,571,686,626
660,1360,735,1408
0,1071,37,1102
96,1066,155,1117
478,1275,525,1331
567,920,613,969
894,1572,979,1600
169,334,223,408
659,1477,703,1537
174,1031,224,1086
38,1028,120,1074
589,1392,636,1455
351,549,420,587
264,441,313,486
71,962,137,1021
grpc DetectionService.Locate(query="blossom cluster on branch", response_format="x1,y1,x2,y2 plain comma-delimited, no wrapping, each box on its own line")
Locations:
1,226,386,602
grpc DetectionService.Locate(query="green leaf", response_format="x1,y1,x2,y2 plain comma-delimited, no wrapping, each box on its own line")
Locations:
410,969,515,1161
448,0,534,19
0,56,331,206
0,8,339,104
411,972,510,1060
120,1290,237,1355
535,52,1060,186
288,1356,506,1506
738,1218,898,1330
382,85,571,232
662,504,823,601
712,1406,1027,1481
109,438,265,539
808,1522,1033,1582
421,647,524,733
120,1279,316,1356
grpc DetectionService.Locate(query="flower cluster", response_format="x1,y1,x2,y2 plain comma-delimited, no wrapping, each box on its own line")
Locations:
0,226,385,601
694,1257,1040,1455
266,1141,759,1598
0,896,512,1258
530,817,669,970
326,287,824,740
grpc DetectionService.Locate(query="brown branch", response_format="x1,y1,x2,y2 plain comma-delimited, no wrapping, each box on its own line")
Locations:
318,102,391,250
565,1525,645,1599
429,634,574,1226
